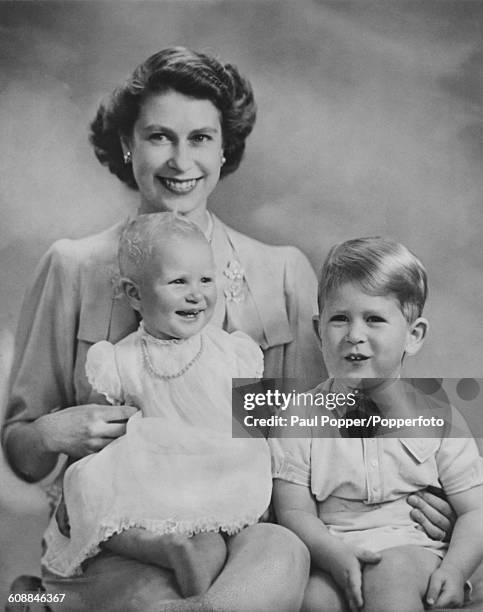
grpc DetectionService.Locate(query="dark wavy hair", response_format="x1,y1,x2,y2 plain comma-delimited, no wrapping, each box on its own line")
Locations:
89,47,257,189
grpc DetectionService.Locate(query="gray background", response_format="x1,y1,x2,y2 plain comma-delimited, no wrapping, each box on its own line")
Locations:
1,0,482,602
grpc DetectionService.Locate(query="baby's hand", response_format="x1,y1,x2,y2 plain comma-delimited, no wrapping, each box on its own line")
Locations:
426,563,465,608
330,545,381,611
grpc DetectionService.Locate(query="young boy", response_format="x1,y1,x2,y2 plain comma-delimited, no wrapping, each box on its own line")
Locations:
271,237,483,611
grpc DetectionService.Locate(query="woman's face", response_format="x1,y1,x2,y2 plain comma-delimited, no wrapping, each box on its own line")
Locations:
125,90,224,228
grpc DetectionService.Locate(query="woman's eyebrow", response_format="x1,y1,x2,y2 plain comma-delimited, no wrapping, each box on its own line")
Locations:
139,124,220,135
140,123,173,132
190,126,219,133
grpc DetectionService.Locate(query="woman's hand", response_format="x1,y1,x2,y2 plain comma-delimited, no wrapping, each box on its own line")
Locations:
5,404,138,482
329,544,381,611
36,404,139,459
407,490,456,542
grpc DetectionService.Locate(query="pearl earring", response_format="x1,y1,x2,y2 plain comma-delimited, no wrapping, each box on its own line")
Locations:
221,155,226,166
123,151,132,164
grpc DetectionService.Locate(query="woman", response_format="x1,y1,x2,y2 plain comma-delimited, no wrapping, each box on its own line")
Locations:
3,47,454,611
3,47,316,612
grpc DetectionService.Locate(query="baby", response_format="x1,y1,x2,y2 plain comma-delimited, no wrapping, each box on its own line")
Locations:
42,213,271,596
271,237,483,611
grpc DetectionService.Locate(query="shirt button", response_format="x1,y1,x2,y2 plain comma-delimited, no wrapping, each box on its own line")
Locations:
371,460,377,467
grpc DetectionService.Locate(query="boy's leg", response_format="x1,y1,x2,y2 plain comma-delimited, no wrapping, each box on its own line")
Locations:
362,545,440,612
105,529,227,597
301,568,348,612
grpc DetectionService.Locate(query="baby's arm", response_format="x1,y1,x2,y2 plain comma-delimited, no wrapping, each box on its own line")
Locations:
426,483,483,608
273,479,380,611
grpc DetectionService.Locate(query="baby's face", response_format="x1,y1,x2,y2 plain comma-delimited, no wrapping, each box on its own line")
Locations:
138,235,216,339
318,282,416,383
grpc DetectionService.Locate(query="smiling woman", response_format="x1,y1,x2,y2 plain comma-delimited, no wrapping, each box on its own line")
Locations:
123,91,224,222
2,47,317,611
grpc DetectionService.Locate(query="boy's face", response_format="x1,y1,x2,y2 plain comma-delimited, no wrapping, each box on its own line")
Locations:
317,282,426,382
136,235,217,340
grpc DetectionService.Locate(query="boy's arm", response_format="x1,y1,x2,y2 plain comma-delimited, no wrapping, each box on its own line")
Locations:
273,479,380,611
442,484,483,576
426,483,483,608
273,478,345,570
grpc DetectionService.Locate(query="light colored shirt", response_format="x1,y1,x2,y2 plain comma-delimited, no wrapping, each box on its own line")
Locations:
270,381,483,553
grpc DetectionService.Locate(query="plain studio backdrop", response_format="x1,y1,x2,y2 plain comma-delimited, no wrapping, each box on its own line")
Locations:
0,0,482,604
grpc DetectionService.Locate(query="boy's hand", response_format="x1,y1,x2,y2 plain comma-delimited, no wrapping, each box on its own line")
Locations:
330,549,362,612
426,563,465,608
329,545,381,611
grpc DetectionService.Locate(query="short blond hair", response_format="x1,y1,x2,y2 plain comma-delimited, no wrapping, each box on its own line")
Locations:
318,237,427,323
119,213,206,282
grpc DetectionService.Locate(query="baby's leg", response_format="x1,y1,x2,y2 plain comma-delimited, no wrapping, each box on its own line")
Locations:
105,529,227,597
302,567,348,612
165,532,227,598
54,492,70,537
362,545,440,612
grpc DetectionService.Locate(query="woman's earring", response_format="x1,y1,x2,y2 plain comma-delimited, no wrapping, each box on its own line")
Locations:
221,155,226,166
123,151,132,164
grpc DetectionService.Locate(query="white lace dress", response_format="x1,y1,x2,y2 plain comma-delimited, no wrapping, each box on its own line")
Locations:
42,324,271,577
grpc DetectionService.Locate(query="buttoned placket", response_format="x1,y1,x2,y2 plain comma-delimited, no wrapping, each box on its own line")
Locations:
363,438,384,503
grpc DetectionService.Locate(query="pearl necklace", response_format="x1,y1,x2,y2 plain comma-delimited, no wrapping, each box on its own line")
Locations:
140,333,204,380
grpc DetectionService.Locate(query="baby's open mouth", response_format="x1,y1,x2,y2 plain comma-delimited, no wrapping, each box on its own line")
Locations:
176,310,204,318
159,177,200,194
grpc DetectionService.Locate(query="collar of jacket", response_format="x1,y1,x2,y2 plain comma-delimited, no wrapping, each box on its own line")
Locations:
212,215,292,349
77,216,293,350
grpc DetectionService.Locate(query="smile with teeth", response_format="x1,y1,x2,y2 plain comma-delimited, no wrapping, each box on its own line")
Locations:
176,310,204,318
159,177,200,194
345,354,369,361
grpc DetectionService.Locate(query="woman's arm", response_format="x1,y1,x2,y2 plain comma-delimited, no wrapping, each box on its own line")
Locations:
272,478,380,611
282,248,327,385
5,405,137,482
2,240,135,481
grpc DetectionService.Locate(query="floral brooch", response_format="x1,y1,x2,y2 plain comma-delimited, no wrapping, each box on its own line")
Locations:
223,260,247,303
